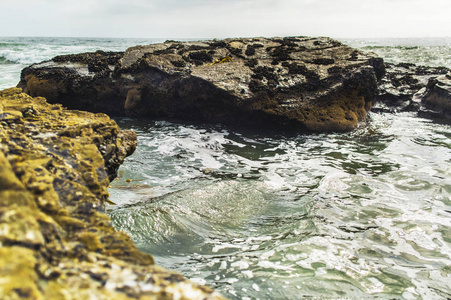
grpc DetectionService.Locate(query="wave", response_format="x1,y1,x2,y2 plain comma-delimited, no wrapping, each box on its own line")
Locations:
0,55,16,65
0,42,29,48
361,45,420,50
0,46,62,65
1,44,123,66
0,50,40,65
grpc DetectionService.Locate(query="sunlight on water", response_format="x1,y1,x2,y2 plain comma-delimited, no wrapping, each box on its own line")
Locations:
109,112,451,299
341,38,451,69
2,36,451,299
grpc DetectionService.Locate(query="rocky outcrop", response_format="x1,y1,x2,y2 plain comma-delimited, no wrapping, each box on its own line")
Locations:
422,73,451,116
18,37,385,132
0,88,223,299
376,62,450,114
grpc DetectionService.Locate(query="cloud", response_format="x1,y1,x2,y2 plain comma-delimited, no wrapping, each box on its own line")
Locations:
0,0,450,38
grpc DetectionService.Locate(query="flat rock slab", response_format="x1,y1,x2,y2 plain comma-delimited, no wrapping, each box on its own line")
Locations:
18,37,385,132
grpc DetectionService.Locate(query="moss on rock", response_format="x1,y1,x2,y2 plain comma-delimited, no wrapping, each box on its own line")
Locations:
0,88,225,299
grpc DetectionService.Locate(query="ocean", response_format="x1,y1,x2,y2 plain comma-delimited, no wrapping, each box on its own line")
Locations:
1,36,451,299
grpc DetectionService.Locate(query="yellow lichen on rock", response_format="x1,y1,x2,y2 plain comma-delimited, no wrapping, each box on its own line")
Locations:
0,88,225,299
209,56,233,66
0,247,42,300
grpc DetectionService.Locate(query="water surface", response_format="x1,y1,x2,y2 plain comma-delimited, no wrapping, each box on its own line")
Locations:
109,111,451,299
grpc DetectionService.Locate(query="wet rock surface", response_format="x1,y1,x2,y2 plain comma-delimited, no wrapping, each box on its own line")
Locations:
18,37,385,132
422,72,451,116
0,88,224,299
376,62,450,115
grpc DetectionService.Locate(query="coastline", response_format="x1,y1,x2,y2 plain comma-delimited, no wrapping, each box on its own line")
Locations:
1,36,450,299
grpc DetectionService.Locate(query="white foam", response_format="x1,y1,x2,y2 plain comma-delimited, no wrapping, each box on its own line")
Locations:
241,270,253,278
189,277,206,286
318,172,351,193
231,261,249,270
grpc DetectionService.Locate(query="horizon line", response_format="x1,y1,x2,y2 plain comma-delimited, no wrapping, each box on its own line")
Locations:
1,35,450,40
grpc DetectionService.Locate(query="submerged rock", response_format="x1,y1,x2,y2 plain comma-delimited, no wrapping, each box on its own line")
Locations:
18,37,385,132
0,88,224,299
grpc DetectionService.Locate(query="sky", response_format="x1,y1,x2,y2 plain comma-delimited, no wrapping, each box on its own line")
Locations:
1,0,450,39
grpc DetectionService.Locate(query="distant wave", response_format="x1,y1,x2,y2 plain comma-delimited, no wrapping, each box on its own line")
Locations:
0,50,46,65
0,42,28,48
0,55,16,65
361,45,420,50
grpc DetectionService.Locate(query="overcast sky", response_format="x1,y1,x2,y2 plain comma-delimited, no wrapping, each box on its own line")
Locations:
1,0,450,39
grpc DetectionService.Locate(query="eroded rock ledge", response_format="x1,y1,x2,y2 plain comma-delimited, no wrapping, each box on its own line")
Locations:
18,37,385,132
376,62,451,115
0,88,223,299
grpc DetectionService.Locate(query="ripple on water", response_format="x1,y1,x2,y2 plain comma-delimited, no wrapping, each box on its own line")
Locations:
109,112,451,299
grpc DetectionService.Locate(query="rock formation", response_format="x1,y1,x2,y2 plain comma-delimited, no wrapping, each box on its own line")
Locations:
0,88,224,299
422,72,451,116
18,37,385,132
376,62,450,113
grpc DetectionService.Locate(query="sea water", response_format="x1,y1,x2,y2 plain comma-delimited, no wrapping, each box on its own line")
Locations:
1,36,450,299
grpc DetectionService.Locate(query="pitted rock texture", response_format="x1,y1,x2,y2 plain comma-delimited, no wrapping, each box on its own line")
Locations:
18,37,385,132
0,88,224,300
422,72,451,115
376,62,450,113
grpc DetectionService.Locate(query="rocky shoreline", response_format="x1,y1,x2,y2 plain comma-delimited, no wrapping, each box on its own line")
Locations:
0,88,224,299
2,36,451,299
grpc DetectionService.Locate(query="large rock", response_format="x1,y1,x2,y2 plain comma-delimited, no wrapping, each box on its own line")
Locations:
0,88,224,299
18,37,385,132
422,73,451,116
376,62,449,112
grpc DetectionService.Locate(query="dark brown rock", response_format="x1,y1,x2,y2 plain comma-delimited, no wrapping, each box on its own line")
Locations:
18,37,385,132
376,62,449,112
422,73,451,116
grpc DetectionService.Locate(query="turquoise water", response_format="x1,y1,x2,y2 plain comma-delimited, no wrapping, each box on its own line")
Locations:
1,37,451,299
109,113,451,299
